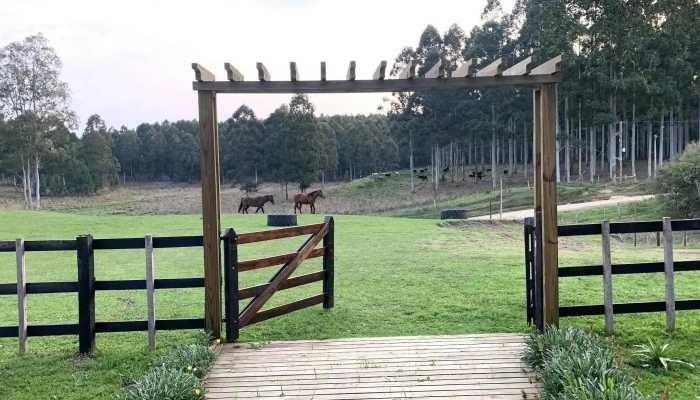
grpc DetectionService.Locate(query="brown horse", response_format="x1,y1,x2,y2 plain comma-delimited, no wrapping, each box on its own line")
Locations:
238,195,275,214
293,189,325,214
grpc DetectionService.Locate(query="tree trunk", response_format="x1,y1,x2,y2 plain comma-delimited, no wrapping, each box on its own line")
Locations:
565,96,570,182
632,103,636,178
285,182,288,200
21,156,29,209
647,120,652,178
578,101,582,179
26,157,33,209
34,156,41,210
590,126,596,183
491,105,497,189
556,87,561,182
523,118,528,178
659,113,665,167
600,124,605,174
670,108,676,161
409,133,414,194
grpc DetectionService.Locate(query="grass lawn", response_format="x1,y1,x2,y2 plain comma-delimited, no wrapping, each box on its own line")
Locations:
0,210,698,399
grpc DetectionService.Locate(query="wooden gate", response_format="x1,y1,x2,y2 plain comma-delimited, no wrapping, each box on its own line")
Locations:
524,214,543,331
222,216,334,341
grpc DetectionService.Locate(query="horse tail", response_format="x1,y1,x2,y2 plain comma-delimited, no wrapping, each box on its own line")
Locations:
238,198,244,213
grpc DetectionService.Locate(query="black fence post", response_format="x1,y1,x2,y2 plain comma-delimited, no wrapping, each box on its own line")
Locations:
534,212,544,332
524,217,534,326
223,228,239,342
77,234,95,354
323,216,335,309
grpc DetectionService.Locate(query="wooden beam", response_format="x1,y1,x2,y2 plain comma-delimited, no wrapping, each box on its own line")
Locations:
192,63,215,82
503,55,538,77
320,62,326,81
197,90,222,338
16,238,26,354
373,60,387,80
475,57,506,77
531,54,566,75
223,63,244,82
193,73,561,94
398,60,418,79
346,61,356,81
256,62,270,81
540,83,559,328
663,217,676,332
533,87,542,213
145,235,156,349
425,59,445,79
290,62,299,81
601,221,614,335
452,58,477,78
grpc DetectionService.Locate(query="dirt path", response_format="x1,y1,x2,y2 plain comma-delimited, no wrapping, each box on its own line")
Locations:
470,195,654,221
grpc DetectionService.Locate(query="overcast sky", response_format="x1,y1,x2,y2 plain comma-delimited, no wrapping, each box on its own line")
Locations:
1,0,516,130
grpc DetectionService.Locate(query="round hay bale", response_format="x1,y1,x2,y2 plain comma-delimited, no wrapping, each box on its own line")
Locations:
440,209,468,220
267,214,298,227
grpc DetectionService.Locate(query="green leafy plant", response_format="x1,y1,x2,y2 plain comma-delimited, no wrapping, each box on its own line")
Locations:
632,338,695,370
118,366,206,400
155,344,216,379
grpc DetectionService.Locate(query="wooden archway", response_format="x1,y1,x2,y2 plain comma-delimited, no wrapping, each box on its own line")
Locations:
191,54,566,337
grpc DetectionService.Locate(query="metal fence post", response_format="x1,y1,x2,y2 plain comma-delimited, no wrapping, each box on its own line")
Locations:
77,234,95,354
223,228,239,342
323,216,335,309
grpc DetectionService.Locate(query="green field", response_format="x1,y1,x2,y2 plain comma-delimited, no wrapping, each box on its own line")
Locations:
0,206,699,399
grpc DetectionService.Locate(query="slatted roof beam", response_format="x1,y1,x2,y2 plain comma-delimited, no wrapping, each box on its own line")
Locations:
346,61,356,81
290,62,299,81
475,57,506,77
503,54,539,77
398,60,418,79
256,62,271,82
224,63,244,81
321,62,326,81
452,58,477,78
373,61,387,80
425,59,445,79
192,63,215,82
530,54,567,75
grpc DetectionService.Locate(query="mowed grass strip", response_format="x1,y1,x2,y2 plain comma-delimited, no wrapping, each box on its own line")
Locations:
0,211,698,398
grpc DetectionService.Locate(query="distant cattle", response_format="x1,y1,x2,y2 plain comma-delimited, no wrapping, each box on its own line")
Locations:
503,170,508,174
417,175,428,181
468,172,476,178
443,166,450,173
383,173,392,177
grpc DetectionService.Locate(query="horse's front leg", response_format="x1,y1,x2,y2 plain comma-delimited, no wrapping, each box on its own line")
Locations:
261,206,265,214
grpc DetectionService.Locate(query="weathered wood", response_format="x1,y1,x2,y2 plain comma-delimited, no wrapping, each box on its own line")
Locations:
531,54,566,75
197,90,222,338
424,59,445,79
256,62,270,81
290,62,299,81
561,300,700,317
503,55,538,76
145,235,156,350
237,223,326,244
239,248,324,272
663,217,676,331
323,216,335,309
346,61,356,81
193,73,562,93
224,63,244,81
398,60,418,79
238,271,325,300
320,62,326,81
239,224,329,327
246,294,325,326
452,58,477,78
223,228,239,342
533,88,542,214
16,238,26,354
540,84,559,328
372,60,387,80
601,221,614,335
475,57,506,77
560,260,700,277
77,234,95,354
192,63,215,82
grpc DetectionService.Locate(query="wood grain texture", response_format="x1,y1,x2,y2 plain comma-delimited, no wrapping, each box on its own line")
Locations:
321,61,326,81
346,61,356,81
192,63,215,82
145,235,156,349
452,58,477,78
533,88,542,214
475,57,506,77
663,217,676,331
224,63,244,81
425,59,445,79
256,62,270,81
237,223,326,244
601,221,614,335
290,62,299,81
246,294,324,325
373,60,387,80
398,60,418,79
323,216,335,309
15,238,26,354
503,55,538,76
531,54,566,75
238,248,324,272
238,271,325,300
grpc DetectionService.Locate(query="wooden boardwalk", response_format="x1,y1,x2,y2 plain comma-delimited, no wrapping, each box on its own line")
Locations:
206,333,541,399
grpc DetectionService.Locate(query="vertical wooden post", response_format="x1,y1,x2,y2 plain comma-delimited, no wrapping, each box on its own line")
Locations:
663,217,676,332
601,221,614,335
145,235,156,350
197,90,222,339
323,216,335,309
533,87,542,214
524,218,534,326
77,234,95,354
16,238,27,354
223,228,239,342
540,83,559,327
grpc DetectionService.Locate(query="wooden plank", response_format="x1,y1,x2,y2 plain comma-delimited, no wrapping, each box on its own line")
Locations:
197,90,222,338
207,375,533,387
601,221,614,335
237,223,326,244
663,217,676,331
256,62,270,81
238,271,324,300
191,63,215,82
323,216,334,309
16,238,26,354
26,282,78,293
23,240,77,251
346,61,356,81
320,61,326,81
531,54,566,75
219,351,524,365
239,224,329,327
560,260,700,277
290,62,299,81
246,294,324,325
226,341,525,354
561,299,700,317
540,83,559,327
398,60,418,79
532,88,542,214
225,333,524,345
373,60,387,80
239,247,324,272
193,73,562,93
0,241,15,252
145,235,156,350
77,234,95,354
424,59,445,79
224,63,244,81
503,54,538,76
452,58,477,78
475,57,506,77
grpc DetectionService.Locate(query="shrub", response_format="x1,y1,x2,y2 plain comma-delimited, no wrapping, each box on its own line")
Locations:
119,367,205,400
632,338,695,370
155,344,216,379
654,141,700,218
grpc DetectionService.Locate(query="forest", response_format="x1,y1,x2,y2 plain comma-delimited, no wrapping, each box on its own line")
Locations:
2,0,700,209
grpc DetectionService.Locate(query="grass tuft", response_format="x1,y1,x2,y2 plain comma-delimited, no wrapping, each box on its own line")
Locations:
154,344,216,379
117,366,206,400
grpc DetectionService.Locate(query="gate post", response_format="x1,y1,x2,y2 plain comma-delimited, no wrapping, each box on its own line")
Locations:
77,234,95,354
323,216,335,309
524,217,534,326
223,228,239,342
